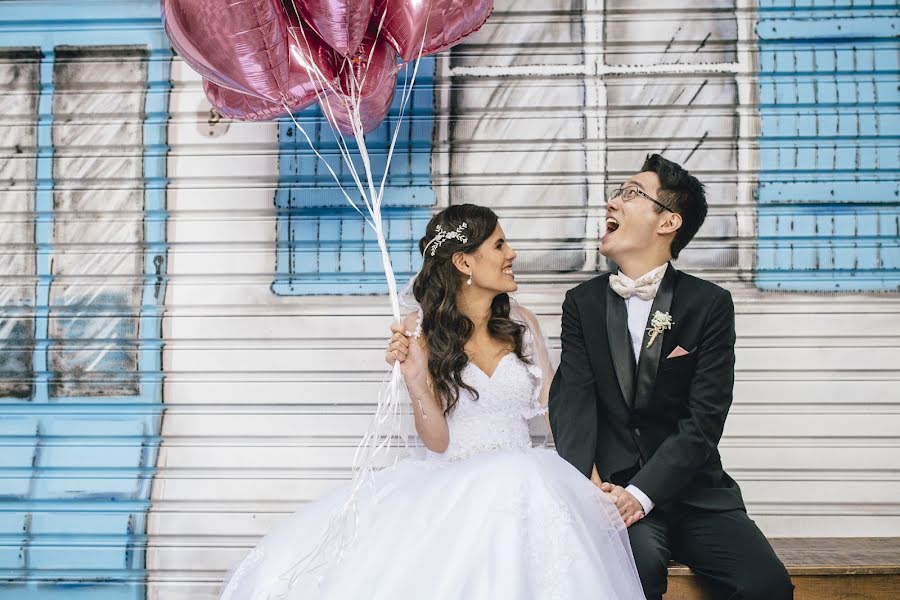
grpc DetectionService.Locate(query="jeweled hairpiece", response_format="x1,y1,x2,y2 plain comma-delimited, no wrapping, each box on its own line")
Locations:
423,222,469,257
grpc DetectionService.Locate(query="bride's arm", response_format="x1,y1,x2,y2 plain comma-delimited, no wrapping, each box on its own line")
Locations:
404,374,450,454
514,305,555,433
591,465,603,488
387,313,450,453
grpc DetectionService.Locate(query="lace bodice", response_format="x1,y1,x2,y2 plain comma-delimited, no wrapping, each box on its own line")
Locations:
426,350,547,462
406,305,551,463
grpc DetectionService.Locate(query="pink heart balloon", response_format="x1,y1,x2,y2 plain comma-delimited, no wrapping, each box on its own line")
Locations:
337,25,399,100
286,0,374,57
283,23,340,102
204,81,292,121
325,73,396,134
204,25,338,121
374,0,493,62
162,0,291,102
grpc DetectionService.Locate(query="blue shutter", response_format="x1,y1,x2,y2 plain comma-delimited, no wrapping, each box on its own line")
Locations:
0,2,170,598
755,1,900,291
273,57,436,295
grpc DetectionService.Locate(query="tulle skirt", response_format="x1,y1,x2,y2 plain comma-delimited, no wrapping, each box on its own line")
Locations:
219,448,645,600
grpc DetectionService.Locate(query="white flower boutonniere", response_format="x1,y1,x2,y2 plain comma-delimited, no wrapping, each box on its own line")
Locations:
646,311,673,349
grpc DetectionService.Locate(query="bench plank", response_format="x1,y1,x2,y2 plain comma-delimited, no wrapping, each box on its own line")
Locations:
665,538,900,600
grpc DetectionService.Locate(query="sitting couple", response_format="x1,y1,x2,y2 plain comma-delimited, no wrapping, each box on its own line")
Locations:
220,154,793,599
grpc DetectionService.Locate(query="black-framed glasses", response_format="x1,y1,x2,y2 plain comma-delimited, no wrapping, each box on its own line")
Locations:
607,185,673,213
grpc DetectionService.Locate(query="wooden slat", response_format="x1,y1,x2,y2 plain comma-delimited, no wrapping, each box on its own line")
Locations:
667,538,900,599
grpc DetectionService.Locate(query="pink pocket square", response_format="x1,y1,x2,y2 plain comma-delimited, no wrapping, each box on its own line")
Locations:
667,346,689,359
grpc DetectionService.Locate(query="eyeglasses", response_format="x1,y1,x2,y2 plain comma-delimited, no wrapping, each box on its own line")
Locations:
607,185,673,213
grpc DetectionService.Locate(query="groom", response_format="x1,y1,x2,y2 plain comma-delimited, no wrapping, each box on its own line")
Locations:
549,155,792,599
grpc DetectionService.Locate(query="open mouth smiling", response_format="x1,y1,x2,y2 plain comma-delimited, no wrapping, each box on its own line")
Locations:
604,217,620,239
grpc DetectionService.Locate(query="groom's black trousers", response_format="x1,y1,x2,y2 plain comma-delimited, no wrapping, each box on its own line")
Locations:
624,502,793,600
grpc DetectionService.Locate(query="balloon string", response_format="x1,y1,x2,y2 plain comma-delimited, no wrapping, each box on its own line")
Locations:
247,4,431,597
378,12,429,202
279,108,372,228
351,7,389,112
282,1,375,218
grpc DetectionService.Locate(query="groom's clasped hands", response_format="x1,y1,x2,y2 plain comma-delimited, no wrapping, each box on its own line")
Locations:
598,481,645,528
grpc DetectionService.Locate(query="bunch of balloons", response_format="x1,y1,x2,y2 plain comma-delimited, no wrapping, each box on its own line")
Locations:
162,0,493,133
163,6,497,582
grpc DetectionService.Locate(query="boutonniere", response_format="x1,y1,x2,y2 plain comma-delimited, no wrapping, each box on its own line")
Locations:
646,311,673,349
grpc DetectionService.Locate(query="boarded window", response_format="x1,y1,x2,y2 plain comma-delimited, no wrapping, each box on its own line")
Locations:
48,46,148,396
273,57,436,295
603,0,742,274
0,48,41,399
448,1,590,273
756,2,900,291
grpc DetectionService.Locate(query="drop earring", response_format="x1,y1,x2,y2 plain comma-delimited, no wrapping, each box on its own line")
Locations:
467,272,473,286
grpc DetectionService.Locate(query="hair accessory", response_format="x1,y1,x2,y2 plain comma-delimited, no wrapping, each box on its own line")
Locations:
423,222,469,257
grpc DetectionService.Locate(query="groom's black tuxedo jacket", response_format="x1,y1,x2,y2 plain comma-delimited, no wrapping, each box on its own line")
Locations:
549,265,745,511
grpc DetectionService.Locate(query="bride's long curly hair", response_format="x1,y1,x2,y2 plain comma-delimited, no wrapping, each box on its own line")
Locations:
412,204,528,416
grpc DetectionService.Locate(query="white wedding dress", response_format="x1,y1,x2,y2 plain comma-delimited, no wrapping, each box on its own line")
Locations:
219,304,645,600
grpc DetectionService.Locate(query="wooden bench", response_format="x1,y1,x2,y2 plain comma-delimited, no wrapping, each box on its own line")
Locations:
664,538,900,600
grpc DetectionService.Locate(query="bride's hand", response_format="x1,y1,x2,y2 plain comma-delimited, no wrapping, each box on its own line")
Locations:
386,321,426,383
591,465,604,489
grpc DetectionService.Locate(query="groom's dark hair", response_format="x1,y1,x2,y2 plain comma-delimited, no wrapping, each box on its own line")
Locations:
640,154,707,260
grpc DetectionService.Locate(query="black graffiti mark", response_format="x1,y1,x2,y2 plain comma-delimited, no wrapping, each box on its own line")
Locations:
683,131,708,164
695,33,711,54
687,80,709,106
663,25,683,55
154,254,164,300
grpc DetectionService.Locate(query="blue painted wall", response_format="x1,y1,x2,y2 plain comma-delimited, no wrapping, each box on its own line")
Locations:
756,1,900,291
273,58,437,295
0,1,169,598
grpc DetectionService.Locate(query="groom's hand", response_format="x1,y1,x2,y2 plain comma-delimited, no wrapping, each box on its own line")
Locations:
602,483,644,527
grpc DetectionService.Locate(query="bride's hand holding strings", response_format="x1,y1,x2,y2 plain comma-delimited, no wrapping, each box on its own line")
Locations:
386,319,427,387
385,318,449,453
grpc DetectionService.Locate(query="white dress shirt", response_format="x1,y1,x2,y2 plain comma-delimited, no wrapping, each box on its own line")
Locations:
616,263,668,515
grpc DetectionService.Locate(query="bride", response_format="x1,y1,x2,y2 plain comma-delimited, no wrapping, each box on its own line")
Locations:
219,204,645,599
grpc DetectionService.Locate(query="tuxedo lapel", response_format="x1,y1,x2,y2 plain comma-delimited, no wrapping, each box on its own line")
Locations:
605,283,635,408
634,264,678,411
